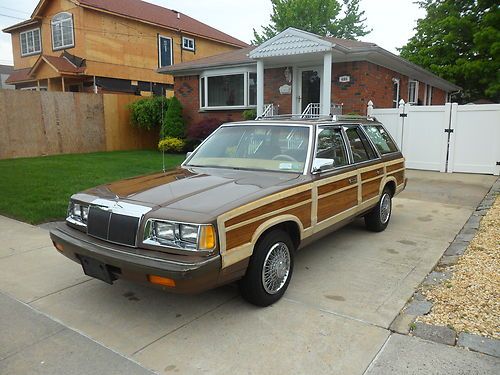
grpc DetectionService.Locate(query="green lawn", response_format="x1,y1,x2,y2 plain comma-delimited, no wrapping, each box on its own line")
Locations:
0,150,184,225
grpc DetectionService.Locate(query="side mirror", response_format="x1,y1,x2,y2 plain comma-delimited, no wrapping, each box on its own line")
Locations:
185,151,192,160
312,158,334,173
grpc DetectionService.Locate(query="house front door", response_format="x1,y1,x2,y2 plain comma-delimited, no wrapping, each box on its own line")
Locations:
298,67,322,113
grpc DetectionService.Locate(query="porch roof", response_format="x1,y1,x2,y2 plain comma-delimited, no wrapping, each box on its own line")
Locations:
159,27,460,92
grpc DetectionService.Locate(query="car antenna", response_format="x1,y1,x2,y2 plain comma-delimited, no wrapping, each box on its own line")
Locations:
161,87,166,173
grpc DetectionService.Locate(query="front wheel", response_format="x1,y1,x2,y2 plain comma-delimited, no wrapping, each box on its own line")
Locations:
365,187,392,232
239,229,294,307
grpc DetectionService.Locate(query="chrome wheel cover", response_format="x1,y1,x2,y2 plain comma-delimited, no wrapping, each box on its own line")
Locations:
262,242,291,294
380,193,391,224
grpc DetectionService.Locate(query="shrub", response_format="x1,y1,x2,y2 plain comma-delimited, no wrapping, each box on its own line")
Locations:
242,109,257,120
160,96,185,139
129,96,169,131
187,118,222,141
158,137,186,153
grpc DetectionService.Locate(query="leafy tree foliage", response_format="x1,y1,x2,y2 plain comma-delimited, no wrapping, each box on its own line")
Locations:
252,0,370,44
160,96,185,139
400,0,499,103
129,96,169,131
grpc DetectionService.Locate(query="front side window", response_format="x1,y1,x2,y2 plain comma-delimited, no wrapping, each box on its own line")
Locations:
200,72,257,109
363,125,398,154
344,126,377,163
20,28,41,56
408,79,419,104
186,125,310,173
52,12,74,50
315,127,349,168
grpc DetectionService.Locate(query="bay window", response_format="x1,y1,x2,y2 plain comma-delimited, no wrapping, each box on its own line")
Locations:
199,71,257,109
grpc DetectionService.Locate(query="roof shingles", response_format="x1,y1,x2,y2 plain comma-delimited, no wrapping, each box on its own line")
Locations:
78,0,248,47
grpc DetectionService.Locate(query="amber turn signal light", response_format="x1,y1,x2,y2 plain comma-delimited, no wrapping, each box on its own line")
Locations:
147,275,176,287
53,241,64,252
199,225,216,250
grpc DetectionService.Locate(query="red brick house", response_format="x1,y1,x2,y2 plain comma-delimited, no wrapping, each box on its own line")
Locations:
158,28,460,125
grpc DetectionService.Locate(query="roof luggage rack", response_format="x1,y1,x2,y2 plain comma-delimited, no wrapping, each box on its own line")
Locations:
256,114,376,122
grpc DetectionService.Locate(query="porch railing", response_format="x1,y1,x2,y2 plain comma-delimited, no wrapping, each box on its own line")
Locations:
300,103,343,118
259,103,279,119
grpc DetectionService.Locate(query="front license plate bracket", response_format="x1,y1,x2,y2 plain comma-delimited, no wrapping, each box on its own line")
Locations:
78,255,115,284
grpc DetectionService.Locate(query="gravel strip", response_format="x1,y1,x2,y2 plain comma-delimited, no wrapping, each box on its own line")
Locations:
418,195,500,339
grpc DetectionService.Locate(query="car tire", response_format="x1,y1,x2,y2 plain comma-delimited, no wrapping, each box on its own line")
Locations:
239,229,294,307
365,186,392,232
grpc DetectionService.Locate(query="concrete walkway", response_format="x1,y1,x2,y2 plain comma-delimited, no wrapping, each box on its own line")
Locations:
0,170,498,374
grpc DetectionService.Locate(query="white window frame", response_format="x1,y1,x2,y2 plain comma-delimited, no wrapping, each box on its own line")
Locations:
182,36,195,51
199,67,257,110
424,84,433,105
20,28,41,57
392,78,400,108
51,12,75,50
408,79,419,104
158,35,173,68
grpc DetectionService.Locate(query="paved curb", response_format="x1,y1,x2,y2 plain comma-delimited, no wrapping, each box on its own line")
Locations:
390,177,500,357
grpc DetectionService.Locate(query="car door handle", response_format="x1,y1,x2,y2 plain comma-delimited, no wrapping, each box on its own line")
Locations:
348,177,357,184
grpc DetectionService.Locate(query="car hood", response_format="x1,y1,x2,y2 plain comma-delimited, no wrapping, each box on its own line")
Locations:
83,167,304,216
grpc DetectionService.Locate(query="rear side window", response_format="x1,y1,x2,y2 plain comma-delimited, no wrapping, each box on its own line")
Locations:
363,125,398,154
344,127,377,163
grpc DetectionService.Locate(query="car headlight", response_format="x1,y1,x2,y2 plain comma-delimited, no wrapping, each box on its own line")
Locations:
67,201,89,228
144,219,216,251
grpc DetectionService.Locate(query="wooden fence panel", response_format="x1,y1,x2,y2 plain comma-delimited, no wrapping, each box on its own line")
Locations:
103,93,158,151
0,90,158,159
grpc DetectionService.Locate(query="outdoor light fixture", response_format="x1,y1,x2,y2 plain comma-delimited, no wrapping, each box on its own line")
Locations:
284,67,292,83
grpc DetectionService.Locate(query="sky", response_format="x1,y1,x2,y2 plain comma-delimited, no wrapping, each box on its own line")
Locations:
0,0,426,66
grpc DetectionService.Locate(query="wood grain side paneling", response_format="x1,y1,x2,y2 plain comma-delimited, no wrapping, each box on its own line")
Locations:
318,177,352,196
225,203,312,250
361,167,384,180
225,190,311,228
362,177,382,201
389,170,405,185
386,162,404,173
317,186,357,223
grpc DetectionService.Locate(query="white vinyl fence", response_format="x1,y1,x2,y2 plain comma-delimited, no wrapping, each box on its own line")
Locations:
370,102,500,176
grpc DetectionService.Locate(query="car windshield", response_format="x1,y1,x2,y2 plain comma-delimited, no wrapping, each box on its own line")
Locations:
186,125,310,173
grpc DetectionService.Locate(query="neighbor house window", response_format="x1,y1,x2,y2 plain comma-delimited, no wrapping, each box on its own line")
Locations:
20,28,41,56
408,79,419,104
158,35,173,67
182,36,195,51
392,78,400,108
425,84,433,105
51,12,74,50
200,71,257,109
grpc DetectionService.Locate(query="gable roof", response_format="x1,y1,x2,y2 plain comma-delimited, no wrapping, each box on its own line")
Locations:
4,0,248,48
5,68,31,84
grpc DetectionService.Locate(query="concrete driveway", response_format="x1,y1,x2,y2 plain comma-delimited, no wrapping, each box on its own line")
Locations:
0,170,498,374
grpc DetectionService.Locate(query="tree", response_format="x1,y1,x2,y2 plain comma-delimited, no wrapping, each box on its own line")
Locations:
252,0,370,44
160,96,185,139
399,0,499,103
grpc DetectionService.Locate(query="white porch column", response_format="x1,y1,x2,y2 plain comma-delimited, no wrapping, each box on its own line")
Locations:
256,59,265,117
291,66,298,114
322,51,332,115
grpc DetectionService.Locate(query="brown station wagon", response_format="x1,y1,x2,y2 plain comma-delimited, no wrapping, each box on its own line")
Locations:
50,116,406,306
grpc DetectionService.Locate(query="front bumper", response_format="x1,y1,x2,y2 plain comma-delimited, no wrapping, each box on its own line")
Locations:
50,223,222,294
